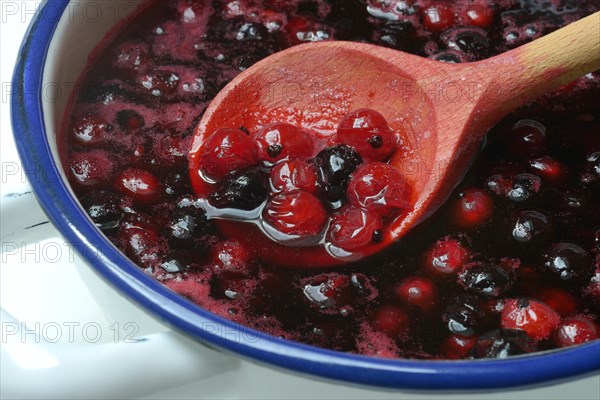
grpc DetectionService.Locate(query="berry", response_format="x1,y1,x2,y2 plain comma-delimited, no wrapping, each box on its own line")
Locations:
346,163,411,217
198,128,259,180
425,237,470,277
327,207,382,251
528,156,564,182
167,204,208,242
211,240,253,272
69,150,115,188
395,276,438,312
155,136,189,168
371,304,410,338
507,173,541,202
440,334,477,359
270,159,318,194
501,298,561,340
462,3,494,28
263,191,328,237
422,3,456,33
554,316,599,347
314,144,362,209
116,168,161,204
454,189,493,228
70,113,111,146
211,271,249,300
303,273,353,310
210,167,269,210
336,109,397,161
530,287,578,317
543,242,590,282
503,120,546,160
116,109,145,131
121,226,160,259
252,123,314,165
510,210,552,244
451,29,490,60
285,16,331,45
459,262,512,298
80,190,123,230
580,152,600,187
160,250,197,273
140,70,180,96
470,329,537,359
443,294,487,336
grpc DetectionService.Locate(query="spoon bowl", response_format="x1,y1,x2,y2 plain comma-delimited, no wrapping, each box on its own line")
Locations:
189,12,600,268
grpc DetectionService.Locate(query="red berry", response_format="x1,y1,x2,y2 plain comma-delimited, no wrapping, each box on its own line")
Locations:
327,207,382,251
155,136,189,168
198,128,258,180
303,273,353,310
440,334,477,360
270,159,318,194
554,316,599,347
69,150,115,188
371,304,410,338
252,122,314,165
530,287,578,317
122,226,160,258
211,240,254,273
116,168,161,204
425,237,470,277
337,109,397,162
462,4,494,28
395,276,438,312
422,3,456,33
528,156,564,182
263,191,327,237
347,163,411,217
454,188,493,228
285,16,331,45
70,113,111,146
501,298,561,341
140,70,180,96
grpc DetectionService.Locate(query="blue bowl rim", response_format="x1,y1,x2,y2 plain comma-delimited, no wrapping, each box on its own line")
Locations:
10,0,600,390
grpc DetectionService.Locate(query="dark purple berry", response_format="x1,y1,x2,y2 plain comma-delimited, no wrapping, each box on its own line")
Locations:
511,210,552,243
543,242,590,281
470,329,537,359
314,144,362,209
459,262,512,297
81,190,123,230
443,295,487,336
508,173,541,202
210,167,269,210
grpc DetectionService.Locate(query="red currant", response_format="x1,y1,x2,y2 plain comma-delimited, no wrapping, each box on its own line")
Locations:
116,168,161,204
270,159,318,194
371,304,410,338
337,109,397,162
263,191,328,237
554,316,599,347
454,188,493,228
198,128,258,180
422,3,456,33
424,237,470,277
253,122,314,165
395,276,438,312
501,298,561,341
327,207,382,251
70,113,111,146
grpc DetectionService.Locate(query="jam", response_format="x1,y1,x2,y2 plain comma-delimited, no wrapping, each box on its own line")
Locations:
64,0,600,359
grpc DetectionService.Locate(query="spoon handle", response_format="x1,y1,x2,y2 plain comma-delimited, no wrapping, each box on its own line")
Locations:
477,11,600,116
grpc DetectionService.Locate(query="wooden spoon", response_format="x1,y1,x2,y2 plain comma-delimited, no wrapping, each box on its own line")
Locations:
189,12,600,268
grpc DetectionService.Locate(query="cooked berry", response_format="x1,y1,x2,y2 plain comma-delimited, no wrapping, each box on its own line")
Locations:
459,262,512,298
211,271,249,299
501,298,561,340
528,156,564,182
116,109,145,130
580,152,600,187
462,3,494,28
470,329,537,359
346,163,411,217
395,276,438,312
443,295,486,336
167,205,208,241
554,316,599,347
270,159,318,194
542,242,590,281
71,113,111,146
314,144,362,209
510,210,552,244
210,167,269,210
303,273,353,311
375,21,419,52
425,237,470,277
371,304,410,338
440,334,478,359
81,191,123,230
337,109,397,162
198,128,259,180
121,226,160,259
503,120,547,160
116,168,161,204
253,122,314,165
450,29,490,59
263,191,328,237
327,207,382,251
507,173,541,202
454,188,493,228
422,3,456,33
530,287,578,317
211,240,254,273
69,150,115,188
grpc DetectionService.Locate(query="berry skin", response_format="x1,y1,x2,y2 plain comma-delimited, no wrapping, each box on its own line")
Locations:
116,168,161,205
210,167,269,210
263,191,328,237
395,276,438,312
314,144,362,209
69,150,115,188
554,316,599,347
371,304,410,338
440,334,477,359
501,298,561,341
252,122,314,165
270,159,318,194
346,163,411,218
327,207,382,251
71,113,111,146
198,128,259,180
454,188,493,228
337,109,397,162
422,3,456,33
425,237,470,277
